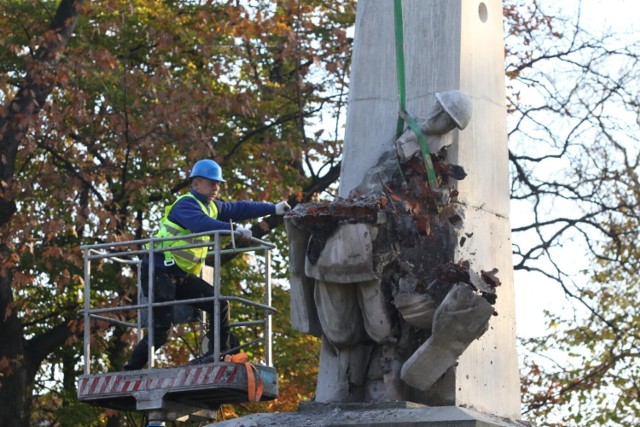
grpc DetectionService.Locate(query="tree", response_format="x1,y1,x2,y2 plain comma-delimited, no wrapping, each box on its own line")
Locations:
3,0,638,426
0,1,354,425
505,1,640,425
0,1,87,425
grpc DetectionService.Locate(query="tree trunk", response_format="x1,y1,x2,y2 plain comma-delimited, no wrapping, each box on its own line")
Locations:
0,2,85,426
0,268,32,427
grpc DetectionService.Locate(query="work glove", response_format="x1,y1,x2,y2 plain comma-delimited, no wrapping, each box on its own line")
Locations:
275,201,291,215
235,226,252,242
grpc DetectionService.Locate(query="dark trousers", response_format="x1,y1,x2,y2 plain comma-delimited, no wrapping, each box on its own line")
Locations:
125,266,232,370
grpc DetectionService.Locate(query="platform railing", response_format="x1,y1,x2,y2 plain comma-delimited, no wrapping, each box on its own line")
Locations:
80,230,276,375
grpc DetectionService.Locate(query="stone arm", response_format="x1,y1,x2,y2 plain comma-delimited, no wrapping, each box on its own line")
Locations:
400,283,494,391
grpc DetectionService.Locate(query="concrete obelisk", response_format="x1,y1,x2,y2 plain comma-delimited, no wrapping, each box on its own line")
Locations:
339,0,520,419
211,1,522,426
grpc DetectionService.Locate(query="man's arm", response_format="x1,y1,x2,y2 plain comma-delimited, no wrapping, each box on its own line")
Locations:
215,200,276,222
168,197,235,233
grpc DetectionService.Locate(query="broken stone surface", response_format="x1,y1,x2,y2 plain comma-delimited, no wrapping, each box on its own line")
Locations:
350,148,399,196
397,130,454,161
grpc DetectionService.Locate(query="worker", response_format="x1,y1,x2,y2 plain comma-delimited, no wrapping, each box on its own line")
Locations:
124,159,290,370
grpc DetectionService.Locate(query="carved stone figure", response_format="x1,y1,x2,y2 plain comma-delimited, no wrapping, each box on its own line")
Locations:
285,91,499,404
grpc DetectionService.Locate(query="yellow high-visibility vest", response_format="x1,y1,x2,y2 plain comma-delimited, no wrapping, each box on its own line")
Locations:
154,193,219,276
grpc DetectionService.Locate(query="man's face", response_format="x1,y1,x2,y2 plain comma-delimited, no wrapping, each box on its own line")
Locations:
193,177,221,202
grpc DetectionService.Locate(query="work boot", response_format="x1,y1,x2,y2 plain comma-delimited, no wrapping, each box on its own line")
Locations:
123,342,148,371
189,337,241,365
188,351,219,365
189,330,241,365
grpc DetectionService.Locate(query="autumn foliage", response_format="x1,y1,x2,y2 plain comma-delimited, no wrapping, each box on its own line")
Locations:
2,1,640,426
0,1,352,425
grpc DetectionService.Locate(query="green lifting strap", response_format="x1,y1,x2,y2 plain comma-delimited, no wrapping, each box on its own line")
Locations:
393,0,438,189
394,0,407,137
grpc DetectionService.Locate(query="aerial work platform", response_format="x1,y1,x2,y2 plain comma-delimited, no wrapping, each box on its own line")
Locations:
77,230,279,423
78,362,278,413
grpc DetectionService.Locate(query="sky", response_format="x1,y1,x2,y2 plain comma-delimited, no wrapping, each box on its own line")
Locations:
513,0,638,340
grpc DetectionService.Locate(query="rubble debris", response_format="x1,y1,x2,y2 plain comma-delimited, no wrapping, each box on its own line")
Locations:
435,162,467,180
287,196,380,228
287,196,380,264
481,268,501,288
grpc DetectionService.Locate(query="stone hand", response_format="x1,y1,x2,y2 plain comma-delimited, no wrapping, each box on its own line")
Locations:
400,283,494,391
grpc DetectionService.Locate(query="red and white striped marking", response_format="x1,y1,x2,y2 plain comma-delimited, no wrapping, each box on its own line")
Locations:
78,364,240,398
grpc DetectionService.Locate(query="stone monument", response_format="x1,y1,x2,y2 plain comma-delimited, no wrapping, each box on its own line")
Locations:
212,1,526,425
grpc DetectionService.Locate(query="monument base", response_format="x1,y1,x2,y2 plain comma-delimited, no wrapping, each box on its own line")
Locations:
208,401,535,427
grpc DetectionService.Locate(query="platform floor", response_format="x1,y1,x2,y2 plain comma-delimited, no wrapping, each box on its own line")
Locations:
78,361,278,412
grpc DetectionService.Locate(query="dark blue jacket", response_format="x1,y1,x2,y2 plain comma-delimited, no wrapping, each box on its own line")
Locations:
145,189,275,273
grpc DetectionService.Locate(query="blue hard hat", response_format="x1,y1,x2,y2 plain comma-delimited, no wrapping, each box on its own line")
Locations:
189,159,226,182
